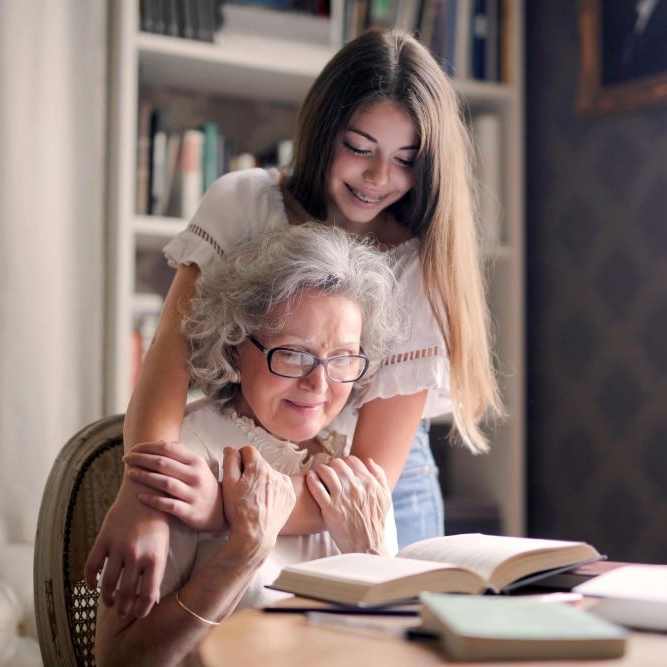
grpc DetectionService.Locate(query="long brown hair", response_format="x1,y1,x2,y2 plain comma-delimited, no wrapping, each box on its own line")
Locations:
287,29,503,452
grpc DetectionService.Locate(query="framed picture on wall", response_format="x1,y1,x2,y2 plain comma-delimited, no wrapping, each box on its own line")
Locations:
577,0,667,115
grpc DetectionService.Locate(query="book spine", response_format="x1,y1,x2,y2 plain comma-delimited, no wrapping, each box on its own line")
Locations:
454,0,473,79
160,132,182,216
471,0,488,80
485,0,499,81
164,0,181,36
180,128,204,220
201,121,219,191
179,0,196,40
136,100,152,215
471,112,503,248
148,109,167,215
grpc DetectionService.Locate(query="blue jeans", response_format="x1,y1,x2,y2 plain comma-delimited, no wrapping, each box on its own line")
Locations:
391,420,445,549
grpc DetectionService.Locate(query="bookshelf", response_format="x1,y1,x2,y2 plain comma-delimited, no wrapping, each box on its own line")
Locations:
106,0,525,535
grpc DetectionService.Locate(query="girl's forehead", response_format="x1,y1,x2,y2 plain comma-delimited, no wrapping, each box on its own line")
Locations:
347,101,418,147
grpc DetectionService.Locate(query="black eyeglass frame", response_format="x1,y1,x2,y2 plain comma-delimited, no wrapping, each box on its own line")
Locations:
247,336,369,383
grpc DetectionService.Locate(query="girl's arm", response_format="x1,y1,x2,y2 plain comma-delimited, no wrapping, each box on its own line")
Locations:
124,263,200,444
84,264,200,618
348,391,428,488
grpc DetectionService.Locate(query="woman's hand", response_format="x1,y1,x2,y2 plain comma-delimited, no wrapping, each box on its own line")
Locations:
84,477,170,618
222,446,296,566
123,441,224,532
306,456,391,556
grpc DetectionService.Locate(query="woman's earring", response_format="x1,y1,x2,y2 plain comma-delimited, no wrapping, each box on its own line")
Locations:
230,369,241,384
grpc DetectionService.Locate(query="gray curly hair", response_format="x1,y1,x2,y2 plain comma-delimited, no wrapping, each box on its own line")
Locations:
184,222,404,408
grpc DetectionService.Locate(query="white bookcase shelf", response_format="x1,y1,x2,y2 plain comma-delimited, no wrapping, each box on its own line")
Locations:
107,0,524,535
138,31,335,101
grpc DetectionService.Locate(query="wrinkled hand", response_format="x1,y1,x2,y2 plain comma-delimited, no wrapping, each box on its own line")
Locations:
222,446,296,565
84,475,170,618
123,440,224,532
306,456,391,556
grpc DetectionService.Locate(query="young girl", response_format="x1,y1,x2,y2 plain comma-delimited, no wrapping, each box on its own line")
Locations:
86,27,502,618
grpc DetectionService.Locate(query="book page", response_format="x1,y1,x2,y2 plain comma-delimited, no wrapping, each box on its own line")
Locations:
281,553,465,585
397,534,589,584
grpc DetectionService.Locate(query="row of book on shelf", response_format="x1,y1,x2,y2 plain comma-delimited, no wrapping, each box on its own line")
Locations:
139,0,225,42
137,102,293,219
343,0,505,82
139,0,508,84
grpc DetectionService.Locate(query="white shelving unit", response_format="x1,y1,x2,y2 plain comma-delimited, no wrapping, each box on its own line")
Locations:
106,0,524,535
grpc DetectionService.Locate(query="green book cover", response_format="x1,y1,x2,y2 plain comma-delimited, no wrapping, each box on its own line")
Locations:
419,592,628,661
201,121,219,192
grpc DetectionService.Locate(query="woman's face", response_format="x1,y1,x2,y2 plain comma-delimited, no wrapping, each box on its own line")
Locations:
327,100,418,234
234,289,363,444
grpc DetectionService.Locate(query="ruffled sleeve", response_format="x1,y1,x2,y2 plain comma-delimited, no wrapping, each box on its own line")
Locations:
163,167,287,270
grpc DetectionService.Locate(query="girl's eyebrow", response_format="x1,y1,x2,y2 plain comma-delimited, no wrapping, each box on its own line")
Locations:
348,127,418,151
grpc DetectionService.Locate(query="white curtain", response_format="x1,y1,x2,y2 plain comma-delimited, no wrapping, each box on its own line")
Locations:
0,0,107,542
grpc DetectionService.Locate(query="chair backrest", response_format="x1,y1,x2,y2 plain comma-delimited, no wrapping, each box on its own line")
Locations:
34,414,125,667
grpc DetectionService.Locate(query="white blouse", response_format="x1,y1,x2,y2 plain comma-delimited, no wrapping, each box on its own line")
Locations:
159,399,398,611
164,168,452,440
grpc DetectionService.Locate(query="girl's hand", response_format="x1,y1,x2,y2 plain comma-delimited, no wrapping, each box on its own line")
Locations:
222,446,296,565
123,440,224,532
306,456,391,556
84,477,169,618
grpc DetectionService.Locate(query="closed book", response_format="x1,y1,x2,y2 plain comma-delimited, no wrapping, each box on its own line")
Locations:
454,0,473,79
574,564,667,632
179,128,204,220
159,132,182,216
419,592,628,661
148,109,167,215
136,100,152,215
471,112,503,248
485,0,499,81
269,533,604,607
201,121,219,191
471,0,488,79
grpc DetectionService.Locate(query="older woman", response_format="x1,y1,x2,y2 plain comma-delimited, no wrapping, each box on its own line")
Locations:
95,223,403,667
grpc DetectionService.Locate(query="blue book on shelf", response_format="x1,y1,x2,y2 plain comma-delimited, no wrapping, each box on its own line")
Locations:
201,122,219,191
471,0,487,80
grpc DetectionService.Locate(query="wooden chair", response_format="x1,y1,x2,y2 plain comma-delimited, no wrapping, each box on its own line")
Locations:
33,414,124,667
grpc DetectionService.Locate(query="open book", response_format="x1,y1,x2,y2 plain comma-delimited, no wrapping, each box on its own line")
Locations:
269,533,603,607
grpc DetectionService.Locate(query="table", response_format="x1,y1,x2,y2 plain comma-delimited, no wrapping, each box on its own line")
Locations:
197,601,667,667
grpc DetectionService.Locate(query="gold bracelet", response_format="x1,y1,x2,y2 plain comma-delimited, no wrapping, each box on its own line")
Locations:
174,590,221,626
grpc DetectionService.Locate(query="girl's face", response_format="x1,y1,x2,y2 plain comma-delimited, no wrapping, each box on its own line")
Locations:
234,289,363,444
327,100,418,234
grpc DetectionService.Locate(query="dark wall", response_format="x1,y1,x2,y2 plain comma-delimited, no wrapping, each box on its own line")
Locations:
525,2,667,562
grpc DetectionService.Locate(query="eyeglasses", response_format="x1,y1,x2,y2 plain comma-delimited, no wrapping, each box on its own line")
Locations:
248,336,369,383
